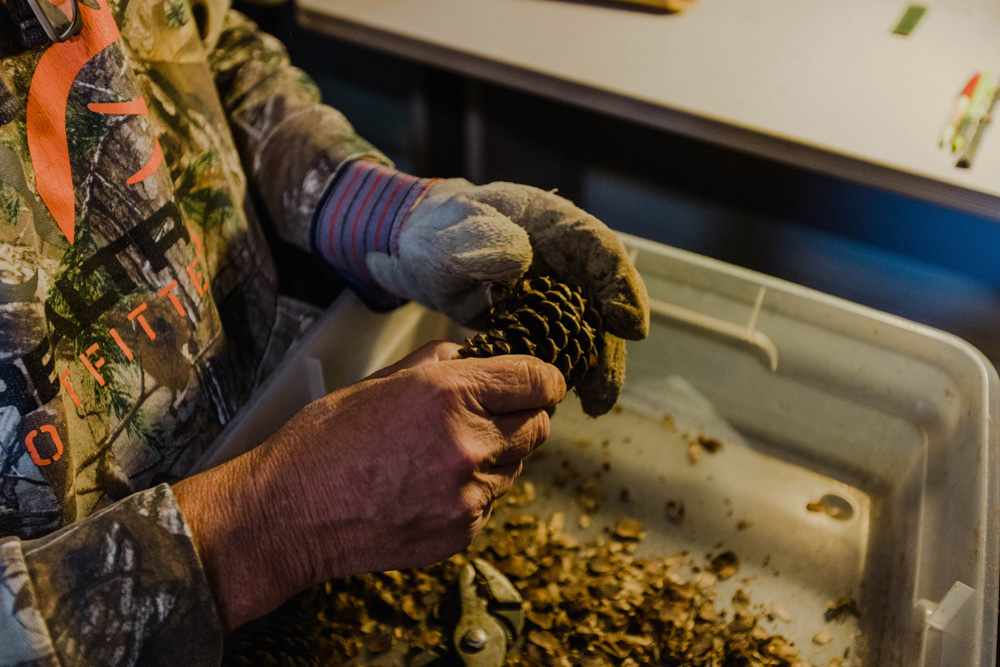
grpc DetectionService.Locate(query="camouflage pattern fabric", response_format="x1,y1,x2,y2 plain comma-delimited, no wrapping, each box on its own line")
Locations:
0,0,389,663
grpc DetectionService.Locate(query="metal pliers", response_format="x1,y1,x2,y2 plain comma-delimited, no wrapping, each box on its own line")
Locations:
412,559,525,667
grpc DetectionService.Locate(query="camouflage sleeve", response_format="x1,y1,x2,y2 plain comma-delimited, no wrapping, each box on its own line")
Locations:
208,10,391,253
0,484,222,666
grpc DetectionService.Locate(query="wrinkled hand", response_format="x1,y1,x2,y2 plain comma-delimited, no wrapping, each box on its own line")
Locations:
174,341,565,631
367,179,650,415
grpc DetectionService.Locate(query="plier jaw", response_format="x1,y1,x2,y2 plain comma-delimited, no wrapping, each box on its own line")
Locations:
454,559,525,667
414,558,525,667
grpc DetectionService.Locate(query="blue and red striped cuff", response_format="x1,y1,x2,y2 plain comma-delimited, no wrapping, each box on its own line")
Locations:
312,161,436,309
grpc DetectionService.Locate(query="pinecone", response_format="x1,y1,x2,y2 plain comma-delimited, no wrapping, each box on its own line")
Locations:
460,275,602,389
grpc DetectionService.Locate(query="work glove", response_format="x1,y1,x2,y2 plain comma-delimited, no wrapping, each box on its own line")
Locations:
312,160,649,415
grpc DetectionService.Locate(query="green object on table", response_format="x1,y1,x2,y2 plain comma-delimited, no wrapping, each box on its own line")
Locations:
893,3,927,35
953,71,995,154
957,88,1000,169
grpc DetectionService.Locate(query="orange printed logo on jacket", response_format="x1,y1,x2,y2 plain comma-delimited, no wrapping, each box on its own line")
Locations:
26,0,162,245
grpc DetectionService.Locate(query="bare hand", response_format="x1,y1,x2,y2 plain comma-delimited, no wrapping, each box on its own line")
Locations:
173,341,565,631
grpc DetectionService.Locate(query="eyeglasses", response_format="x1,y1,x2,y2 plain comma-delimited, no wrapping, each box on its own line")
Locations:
24,0,81,43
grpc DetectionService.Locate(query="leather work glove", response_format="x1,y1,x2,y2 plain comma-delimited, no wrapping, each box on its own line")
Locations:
312,160,650,415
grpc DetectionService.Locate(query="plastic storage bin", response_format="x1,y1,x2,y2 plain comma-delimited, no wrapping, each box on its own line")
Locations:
197,234,999,667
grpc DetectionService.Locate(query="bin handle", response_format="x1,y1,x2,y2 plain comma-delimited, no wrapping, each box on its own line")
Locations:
648,286,779,372
922,581,974,632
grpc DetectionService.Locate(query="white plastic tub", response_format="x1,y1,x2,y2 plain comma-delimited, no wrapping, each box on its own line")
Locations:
198,233,999,667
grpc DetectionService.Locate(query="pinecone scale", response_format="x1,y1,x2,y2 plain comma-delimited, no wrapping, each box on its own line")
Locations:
460,275,602,388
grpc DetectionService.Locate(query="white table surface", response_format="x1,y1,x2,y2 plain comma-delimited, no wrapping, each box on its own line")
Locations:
296,0,1000,220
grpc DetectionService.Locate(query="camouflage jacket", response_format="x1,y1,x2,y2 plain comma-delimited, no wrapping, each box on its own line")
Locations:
0,0,388,663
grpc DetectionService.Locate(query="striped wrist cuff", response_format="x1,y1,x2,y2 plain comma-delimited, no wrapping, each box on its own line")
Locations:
313,161,435,308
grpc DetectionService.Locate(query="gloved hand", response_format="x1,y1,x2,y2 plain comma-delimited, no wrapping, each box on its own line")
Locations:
312,161,650,415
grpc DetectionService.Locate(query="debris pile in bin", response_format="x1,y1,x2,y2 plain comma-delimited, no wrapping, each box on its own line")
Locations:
222,479,814,667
